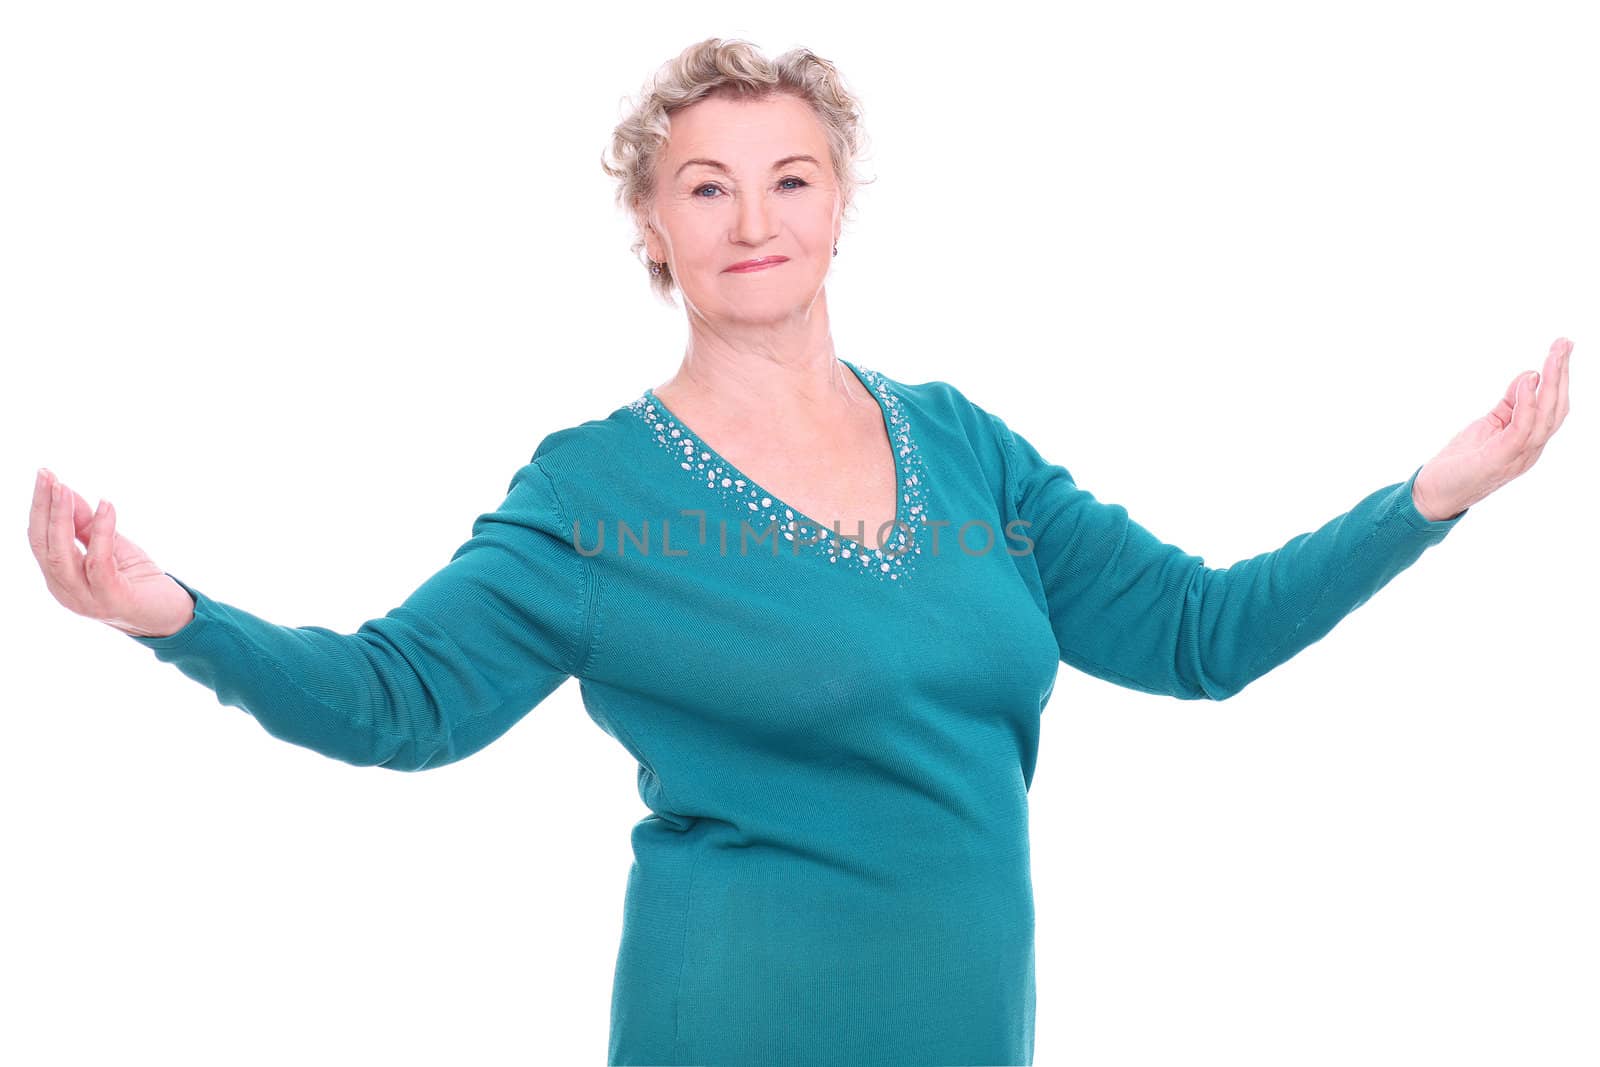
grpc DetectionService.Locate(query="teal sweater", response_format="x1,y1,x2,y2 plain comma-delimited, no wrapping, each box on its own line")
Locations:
129,359,1466,1065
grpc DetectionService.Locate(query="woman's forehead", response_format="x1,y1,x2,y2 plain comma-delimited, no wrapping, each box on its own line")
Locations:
666,94,824,148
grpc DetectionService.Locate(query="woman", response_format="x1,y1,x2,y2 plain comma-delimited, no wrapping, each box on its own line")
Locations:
27,36,1573,1067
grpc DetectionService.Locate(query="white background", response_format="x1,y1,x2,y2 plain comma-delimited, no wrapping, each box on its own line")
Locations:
3,2,1595,1064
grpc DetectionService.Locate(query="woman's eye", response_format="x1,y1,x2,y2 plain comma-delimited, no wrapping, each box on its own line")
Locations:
692,177,809,199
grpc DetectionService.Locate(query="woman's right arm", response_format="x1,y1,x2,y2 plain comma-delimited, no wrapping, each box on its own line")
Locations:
29,461,592,772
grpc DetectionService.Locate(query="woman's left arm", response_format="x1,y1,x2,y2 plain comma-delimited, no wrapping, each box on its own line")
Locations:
996,337,1572,701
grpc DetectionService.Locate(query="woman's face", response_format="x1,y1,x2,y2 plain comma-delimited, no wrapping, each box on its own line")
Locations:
643,93,842,326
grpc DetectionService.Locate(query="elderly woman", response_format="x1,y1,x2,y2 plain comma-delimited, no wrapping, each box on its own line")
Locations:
29,36,1572,1067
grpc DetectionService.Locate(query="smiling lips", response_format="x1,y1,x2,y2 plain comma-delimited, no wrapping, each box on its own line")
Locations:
725,256,789,273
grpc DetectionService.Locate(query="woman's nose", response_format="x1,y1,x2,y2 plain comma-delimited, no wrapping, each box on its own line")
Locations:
734,194,777,245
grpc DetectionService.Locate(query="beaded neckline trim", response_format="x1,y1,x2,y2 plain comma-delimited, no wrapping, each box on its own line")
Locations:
625,359,928,581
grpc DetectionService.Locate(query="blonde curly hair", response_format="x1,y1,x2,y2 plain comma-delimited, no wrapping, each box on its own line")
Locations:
599,37,875,306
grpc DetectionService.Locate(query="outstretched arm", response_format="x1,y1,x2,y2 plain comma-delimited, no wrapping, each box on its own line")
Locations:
994,335,1573,701
1000,426,1464,700
32,460,591,771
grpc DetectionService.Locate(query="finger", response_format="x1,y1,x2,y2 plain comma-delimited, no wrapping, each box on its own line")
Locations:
1553,338,1572,433
85,498,119,599
1532,340,1565,444
62,481,97,549
46,478,91,609
1499,371,1541,460
1487,372,1521,429
28,468,54,566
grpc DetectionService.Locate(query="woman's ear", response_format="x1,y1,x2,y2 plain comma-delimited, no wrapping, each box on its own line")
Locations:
637,213,663,264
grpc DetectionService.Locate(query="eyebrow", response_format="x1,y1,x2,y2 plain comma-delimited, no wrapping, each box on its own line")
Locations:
675,154,822,178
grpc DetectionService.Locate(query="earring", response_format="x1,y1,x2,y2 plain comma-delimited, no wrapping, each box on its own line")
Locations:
833,244,838,257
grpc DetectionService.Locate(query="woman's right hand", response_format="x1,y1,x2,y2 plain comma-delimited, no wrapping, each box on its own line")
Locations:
28,468,196,639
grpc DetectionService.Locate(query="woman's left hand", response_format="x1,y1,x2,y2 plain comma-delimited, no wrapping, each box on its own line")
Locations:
1412,337,1573,522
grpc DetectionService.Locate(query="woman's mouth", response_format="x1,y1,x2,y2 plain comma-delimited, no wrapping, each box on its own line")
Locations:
725,256,789,273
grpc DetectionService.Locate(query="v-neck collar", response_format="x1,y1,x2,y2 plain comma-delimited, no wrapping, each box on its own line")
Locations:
626,359,928,581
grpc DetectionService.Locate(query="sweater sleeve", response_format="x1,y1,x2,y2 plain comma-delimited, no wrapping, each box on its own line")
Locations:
124,458,592,771
993,416,1467,701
